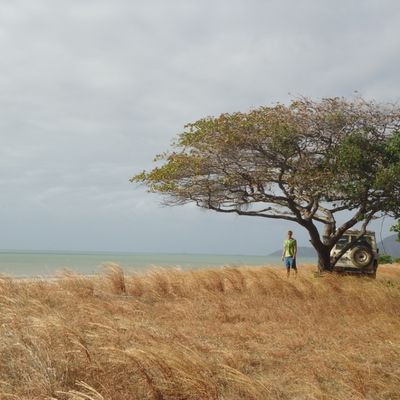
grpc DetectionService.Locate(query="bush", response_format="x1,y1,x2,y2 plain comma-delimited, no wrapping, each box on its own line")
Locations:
379,254,393,264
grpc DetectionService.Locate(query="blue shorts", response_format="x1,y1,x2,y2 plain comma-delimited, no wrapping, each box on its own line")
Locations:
284,256,297,269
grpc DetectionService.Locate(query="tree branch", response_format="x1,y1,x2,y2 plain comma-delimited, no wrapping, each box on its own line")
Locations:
206,202,298,221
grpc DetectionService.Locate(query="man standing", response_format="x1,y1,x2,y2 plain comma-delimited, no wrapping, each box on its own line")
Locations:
281,230,297,277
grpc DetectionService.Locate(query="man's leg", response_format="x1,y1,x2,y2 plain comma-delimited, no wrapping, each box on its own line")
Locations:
285,257,292,278
285,257,290,278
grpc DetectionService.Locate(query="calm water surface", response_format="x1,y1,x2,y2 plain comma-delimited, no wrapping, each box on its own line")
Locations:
0,250,317,277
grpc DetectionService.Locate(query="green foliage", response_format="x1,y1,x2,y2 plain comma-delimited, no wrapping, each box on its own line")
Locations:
391,221,400,242
132,97,400,216
379,254,393,264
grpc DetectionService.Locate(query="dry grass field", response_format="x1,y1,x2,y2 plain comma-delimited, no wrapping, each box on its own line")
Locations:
1,264,400,400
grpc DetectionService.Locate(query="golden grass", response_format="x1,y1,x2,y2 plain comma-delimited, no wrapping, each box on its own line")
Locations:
1,264,400,399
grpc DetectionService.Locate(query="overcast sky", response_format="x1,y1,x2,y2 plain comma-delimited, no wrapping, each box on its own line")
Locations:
0,0,399,255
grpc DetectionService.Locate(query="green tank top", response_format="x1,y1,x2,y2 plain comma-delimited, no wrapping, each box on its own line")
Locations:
283,239,297,257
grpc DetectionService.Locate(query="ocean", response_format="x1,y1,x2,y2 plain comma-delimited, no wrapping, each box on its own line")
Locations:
0,250,317,277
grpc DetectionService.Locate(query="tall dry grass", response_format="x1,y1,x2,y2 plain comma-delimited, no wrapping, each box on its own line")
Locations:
1,264,400,399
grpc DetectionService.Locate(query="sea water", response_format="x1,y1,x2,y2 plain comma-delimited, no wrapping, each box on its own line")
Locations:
0,250,317,277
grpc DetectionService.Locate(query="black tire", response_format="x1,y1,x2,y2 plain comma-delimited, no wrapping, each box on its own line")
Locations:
350,245,373,268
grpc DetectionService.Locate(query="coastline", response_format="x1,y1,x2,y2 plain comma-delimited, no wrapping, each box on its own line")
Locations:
0,249,317,277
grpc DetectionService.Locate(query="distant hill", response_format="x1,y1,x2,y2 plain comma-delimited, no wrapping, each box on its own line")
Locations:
378,234,400,258
268,234,400,259
268,246,317,258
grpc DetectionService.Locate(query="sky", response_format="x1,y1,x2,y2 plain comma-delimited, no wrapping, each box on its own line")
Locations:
0,0,399,255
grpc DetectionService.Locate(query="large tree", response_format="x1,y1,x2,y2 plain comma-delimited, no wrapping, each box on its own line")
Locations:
132,97,400,271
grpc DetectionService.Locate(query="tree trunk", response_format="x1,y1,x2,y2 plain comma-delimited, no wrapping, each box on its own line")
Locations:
303,221,333,272
316,246,332,272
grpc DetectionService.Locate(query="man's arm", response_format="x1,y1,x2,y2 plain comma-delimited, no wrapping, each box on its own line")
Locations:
293,240,297,259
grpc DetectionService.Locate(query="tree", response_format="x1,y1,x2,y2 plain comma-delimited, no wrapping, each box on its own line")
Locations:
391,221,400,242
131,97,400,271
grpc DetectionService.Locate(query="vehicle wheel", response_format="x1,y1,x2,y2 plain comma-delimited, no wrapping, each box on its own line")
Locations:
350,246,373,268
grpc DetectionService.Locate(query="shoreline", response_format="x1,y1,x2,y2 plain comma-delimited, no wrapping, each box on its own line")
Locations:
2,262,398,281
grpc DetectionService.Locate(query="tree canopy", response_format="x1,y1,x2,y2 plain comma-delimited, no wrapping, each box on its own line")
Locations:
132,97,400,270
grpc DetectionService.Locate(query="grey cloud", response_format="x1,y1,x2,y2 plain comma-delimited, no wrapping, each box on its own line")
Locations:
0,0,399,253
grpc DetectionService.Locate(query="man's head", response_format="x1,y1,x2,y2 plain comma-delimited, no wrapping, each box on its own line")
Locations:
288,230,293,238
